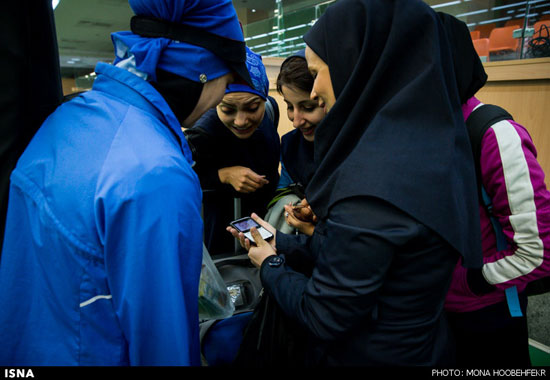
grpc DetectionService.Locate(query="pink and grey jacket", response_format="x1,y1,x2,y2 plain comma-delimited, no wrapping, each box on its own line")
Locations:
445,96,550,313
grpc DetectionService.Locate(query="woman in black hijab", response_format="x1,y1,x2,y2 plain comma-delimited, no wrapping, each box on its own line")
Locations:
230,0,482,366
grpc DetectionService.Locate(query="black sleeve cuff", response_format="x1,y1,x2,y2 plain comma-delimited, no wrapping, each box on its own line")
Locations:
467,267,497,296
260,254,284,287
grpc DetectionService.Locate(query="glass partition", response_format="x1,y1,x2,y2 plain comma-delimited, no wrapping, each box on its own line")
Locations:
239,0,550,62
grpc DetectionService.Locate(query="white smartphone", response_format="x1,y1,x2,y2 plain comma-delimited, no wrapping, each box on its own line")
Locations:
229,217,273,245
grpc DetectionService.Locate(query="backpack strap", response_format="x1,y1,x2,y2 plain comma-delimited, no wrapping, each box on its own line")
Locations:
466,104,523,317
466,104,513,190
465,103,513,247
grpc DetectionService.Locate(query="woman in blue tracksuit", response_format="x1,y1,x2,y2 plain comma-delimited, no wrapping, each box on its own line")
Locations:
0,0,252,366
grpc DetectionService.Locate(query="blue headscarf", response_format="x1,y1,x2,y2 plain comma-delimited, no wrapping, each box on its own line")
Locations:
225,47,269,100
111,0,245,83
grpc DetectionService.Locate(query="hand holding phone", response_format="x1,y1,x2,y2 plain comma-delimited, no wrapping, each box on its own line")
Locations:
229,216,274,245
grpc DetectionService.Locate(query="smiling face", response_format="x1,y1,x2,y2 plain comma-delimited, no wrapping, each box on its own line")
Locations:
305,46,336,115
216,92,266,139
280,85,324,142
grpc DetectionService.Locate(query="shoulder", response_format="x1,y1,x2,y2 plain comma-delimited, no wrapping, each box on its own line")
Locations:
481,118,536,163
100,113,198,196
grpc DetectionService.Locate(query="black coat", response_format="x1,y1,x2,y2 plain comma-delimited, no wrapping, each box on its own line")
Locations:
280,129,315,189
262,197,458,366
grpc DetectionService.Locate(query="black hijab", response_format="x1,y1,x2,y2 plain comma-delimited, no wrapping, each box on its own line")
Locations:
303,0,482,267
438,12,488,103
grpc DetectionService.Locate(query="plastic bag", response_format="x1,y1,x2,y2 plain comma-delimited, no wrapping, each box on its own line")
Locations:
198,245,235,320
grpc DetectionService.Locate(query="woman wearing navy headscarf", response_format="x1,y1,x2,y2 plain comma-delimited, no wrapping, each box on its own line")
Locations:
230,0,483,366
185,47,280,256
0,0,251,366
264,49,321,237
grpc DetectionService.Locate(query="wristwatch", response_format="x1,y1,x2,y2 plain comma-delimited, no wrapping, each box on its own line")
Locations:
266,255,284,267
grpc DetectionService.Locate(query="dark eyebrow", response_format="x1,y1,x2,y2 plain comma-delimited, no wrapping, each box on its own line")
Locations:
242,97,262,106
299,100,318,106
220,96,262,108
284,98,317,107
219,102,237,109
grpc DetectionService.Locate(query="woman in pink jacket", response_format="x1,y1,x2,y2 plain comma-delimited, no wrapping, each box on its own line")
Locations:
440,12,550,368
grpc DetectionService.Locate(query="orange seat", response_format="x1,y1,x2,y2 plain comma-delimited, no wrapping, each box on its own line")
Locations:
505,18,524,27
473,38,490,61
470,30,480,40
488,26,520,54
475,23,496,38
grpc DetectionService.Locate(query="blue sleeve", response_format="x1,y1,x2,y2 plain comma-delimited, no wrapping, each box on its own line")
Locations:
101,163,203,365
277,161,293,189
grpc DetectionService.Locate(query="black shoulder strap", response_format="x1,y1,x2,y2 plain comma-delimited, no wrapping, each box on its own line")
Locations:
466,104,513,187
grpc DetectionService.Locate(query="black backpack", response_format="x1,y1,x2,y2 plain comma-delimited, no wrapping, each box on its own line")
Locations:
466,104,550,298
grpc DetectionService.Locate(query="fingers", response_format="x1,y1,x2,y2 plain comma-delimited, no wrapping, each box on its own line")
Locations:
222,166,269,193
287,202,314,223
248,172,269,186
250,213,276,235
226,226,248,249
235,175,268,193
236,182,258,194
241,172,268,192
249,227,267,247
285,211,303,228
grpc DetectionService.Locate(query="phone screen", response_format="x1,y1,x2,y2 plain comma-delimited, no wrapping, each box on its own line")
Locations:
232,217,260,232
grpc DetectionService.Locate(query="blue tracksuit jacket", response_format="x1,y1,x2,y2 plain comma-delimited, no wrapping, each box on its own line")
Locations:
0,62,203,365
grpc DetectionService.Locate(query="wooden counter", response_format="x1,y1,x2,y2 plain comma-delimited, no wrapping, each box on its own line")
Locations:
477,58,550,182
483,57,550,81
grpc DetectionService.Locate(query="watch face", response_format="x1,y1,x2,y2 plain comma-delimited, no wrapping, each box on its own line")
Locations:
268,256,284,267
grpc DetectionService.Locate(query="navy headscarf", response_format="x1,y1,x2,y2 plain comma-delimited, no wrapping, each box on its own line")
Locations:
438,12,488,103
303,0,482,266
278,49,316,189
225,47,270,100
